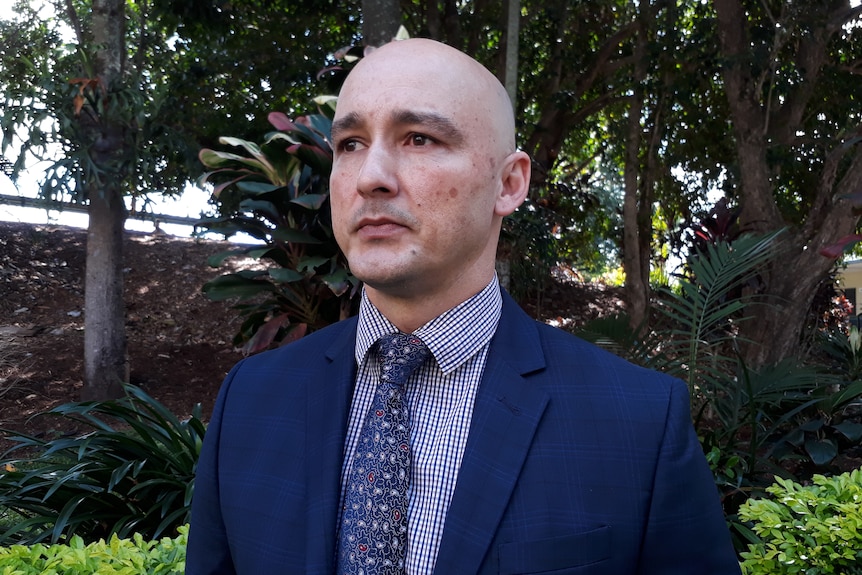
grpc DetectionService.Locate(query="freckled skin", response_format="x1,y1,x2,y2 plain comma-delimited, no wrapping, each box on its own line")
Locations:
329,39,532,332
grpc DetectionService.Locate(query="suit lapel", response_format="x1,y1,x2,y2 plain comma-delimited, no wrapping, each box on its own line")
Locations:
304,318,358,575
433,293,549,575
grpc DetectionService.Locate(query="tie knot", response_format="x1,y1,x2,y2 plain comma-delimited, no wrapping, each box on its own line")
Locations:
378,332,430,387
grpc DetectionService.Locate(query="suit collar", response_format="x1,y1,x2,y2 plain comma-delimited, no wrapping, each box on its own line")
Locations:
433,291,549,575
306,318,359,574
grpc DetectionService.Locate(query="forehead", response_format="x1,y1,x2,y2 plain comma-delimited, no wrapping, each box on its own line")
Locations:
339,70,464,115
336,83,495,153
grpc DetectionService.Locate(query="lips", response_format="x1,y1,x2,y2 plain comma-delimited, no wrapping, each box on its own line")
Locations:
355,217,408,239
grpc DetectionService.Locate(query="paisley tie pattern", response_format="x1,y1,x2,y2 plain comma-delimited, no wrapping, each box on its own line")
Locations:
338,333,430,575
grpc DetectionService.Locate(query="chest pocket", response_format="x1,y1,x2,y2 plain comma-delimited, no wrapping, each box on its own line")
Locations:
497,525,611,574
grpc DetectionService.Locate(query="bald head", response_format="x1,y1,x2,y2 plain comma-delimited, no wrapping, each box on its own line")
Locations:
336,38,518,155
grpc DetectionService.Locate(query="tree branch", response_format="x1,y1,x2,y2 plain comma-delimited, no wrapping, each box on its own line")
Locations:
64,0,85,47
769,4,848,145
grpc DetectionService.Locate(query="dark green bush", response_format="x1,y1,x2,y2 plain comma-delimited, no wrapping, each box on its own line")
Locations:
0,524,187,574
0,385,203,545
739,469,862,574
197,106,358,354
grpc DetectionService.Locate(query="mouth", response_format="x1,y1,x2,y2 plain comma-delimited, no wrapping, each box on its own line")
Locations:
355,217,408,239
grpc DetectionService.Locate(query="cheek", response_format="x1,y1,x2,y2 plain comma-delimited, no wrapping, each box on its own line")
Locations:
329,186,352,243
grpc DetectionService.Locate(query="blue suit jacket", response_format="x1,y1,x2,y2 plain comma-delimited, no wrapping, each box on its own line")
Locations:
187,292,741,574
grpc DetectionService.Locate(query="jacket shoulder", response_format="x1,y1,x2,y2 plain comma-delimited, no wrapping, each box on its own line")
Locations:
532,318,681,397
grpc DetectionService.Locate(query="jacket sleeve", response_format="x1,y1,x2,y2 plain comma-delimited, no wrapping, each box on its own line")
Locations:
637,377,742,574
185,363,242,575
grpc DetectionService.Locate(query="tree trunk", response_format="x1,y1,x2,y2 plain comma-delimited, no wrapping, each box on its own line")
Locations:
362,0,402,46
740,142,862,367
80,0,128,400
82,188,128,400
622,3,650,331
622,96,648,330
714,0,862,368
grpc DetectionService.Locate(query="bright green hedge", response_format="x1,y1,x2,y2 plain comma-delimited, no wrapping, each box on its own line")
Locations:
0,524,186,574
739,469,862,574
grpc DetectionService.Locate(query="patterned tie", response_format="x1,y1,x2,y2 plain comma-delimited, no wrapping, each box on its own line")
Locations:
338,332,430,575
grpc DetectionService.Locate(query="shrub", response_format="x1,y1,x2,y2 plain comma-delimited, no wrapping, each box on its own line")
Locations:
738,469,862,574
197,107,359,354
0,524,187,574
0,385,204,545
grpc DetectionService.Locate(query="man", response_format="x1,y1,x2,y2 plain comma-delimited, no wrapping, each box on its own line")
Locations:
187,38,741,574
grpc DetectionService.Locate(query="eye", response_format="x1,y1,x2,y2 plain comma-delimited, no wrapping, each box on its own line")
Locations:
409,134,432,146
337,139,363,153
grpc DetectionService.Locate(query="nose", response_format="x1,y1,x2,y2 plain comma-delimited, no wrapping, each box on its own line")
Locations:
356,144,398,197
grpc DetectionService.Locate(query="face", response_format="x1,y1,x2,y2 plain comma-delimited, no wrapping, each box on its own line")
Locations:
330,40,528,308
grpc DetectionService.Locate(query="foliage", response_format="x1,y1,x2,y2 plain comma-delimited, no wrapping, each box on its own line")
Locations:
0,0,361,197
818,325,862,383
148,0,360,151
502,200,559,308
739,470,862,574
197,107,358,353
768,327,862,469
657,230,784,398
0,524,186,574
0,1,193,203
0,385,203,545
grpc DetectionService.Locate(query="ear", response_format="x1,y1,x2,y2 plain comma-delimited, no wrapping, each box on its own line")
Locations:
494,151,531,217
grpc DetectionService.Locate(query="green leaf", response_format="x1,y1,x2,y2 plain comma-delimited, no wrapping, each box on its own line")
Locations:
287,142,331,175
206,249,251,268
202,274,276,301
290,193,328,210
268,268,303,283
198,148,267,172
238,199,280,220
783,428,805,447
322,268,354,297
799,418,825,432
298,256,329,273
270,227,322,244
235,181,280,195
804,438,838,466
832,421,862,442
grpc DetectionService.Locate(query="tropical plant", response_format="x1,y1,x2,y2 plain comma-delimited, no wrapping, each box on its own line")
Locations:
657,230,785,398
197,105,359,354
766,326,862,469
582,229,787,398
0,385,204,545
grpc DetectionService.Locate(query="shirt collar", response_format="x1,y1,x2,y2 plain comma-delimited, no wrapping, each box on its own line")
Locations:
355,276,502,376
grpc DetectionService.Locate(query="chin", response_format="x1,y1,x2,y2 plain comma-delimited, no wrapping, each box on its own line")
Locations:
354,268,419,297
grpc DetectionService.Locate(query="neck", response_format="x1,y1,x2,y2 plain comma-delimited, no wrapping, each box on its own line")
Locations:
365,270,495,333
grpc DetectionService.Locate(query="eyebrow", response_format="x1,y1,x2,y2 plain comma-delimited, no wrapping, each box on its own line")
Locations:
330,111,362,144
330,109,466,146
